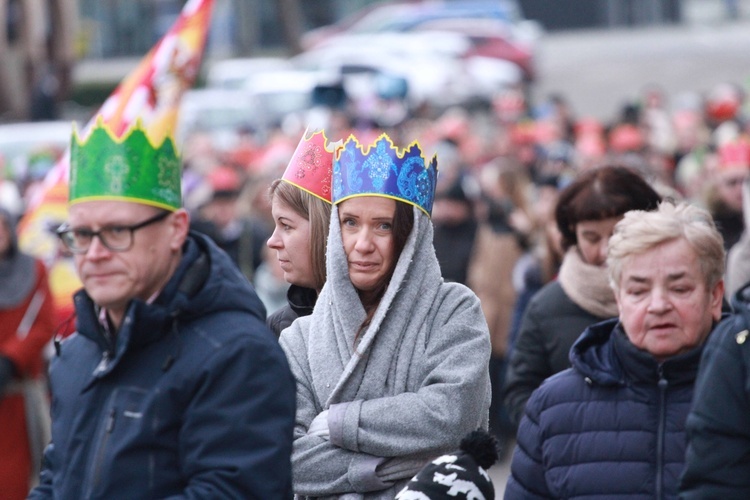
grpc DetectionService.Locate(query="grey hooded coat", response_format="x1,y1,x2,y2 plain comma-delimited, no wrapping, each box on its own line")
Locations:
280,205,492,499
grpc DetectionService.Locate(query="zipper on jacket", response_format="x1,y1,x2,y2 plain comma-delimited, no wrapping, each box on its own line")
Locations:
94,350,112,376
656,366,668,499
85,407,116,498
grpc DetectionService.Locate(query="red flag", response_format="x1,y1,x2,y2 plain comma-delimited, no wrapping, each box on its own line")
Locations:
18,0,215,333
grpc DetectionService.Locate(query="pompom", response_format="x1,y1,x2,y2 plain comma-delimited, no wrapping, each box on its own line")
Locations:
459,429,499,470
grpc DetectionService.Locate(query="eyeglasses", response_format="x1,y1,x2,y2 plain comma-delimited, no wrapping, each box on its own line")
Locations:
56,211,171,254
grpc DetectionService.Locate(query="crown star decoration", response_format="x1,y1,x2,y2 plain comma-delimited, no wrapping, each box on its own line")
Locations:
333,133,438,216
69,117,182,210
282,129,338,203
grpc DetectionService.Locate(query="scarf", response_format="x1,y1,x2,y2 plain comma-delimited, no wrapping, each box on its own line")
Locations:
557,247,618,318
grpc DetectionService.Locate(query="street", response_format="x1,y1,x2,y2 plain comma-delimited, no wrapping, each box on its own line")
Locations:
531,15,750,121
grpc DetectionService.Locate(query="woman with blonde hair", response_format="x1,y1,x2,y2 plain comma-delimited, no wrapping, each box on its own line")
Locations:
266,130,334,336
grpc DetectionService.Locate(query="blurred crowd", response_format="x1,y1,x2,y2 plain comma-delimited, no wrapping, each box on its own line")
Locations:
129,78,749,320
171,78,750,461
3,76,750,469
1,80,748,303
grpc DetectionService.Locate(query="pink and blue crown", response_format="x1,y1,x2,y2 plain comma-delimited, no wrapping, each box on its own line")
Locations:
333,134,438,216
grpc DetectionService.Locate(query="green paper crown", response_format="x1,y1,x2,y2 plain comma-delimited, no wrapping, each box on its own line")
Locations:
69,118,182,210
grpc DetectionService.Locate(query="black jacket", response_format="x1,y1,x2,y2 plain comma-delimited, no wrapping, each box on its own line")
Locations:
267,284,318,337
680,285,750,499
503,280,610,427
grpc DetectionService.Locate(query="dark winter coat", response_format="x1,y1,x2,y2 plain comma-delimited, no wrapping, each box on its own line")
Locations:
506,318,705,499
680,286,750,499
28,233,296,499
267,284,318,337
503,280,608,427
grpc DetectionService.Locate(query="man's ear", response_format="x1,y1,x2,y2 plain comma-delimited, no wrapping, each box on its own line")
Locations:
169,209,190,250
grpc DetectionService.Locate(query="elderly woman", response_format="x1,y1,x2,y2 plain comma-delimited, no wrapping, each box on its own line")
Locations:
266,130,334,336
503,165,662,427
280,134,492,498
505,202,726,499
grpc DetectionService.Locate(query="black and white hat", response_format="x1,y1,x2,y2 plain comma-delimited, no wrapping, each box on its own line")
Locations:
396,430,499,500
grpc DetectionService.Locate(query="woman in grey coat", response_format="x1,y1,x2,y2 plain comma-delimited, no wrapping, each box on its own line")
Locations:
279,134,492,499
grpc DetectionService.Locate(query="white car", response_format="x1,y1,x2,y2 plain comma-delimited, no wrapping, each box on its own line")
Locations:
205,57,294,89
293,31,521,110
176,88,257,147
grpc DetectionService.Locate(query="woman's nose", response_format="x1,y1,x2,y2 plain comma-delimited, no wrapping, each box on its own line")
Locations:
354,229,374,252
267,228,281,249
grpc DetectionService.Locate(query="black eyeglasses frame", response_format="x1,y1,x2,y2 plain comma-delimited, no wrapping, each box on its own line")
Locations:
56,210,171,254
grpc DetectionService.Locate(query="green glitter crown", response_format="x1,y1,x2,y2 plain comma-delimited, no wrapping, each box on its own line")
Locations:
69,117,182,210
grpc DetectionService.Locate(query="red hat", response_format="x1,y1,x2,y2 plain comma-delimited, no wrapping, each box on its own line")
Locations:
609,124,644,153
282,129,338,203
207,165,241,194
706,83,743,123
575,117,604,138
718,140,750,170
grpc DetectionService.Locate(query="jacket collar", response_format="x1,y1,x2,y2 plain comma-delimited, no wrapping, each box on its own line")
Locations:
287,285,317,317
74,235,207,367
571,318,708,386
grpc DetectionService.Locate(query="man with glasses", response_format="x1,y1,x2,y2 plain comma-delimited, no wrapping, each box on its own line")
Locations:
29,119,296,499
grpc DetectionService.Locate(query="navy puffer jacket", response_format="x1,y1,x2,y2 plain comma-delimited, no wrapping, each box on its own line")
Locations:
29,233,296,499
505,318,704,500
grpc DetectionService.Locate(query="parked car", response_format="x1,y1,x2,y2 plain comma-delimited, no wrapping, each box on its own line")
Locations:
301,0,540,83
411,18,537,82
241,69,320,124
205,57,294,89
293,31,521,111
178,70,319,147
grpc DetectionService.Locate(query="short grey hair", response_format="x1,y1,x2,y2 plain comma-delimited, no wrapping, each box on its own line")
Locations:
607,202,725,291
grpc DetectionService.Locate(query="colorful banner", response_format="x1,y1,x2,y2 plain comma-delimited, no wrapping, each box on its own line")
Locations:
18,0,215,333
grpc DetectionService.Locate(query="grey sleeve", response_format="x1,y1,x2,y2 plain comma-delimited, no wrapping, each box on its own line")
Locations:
281,326,392,496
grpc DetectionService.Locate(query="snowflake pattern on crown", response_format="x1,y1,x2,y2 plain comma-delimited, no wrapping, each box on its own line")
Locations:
282,129,335,203
69,117,182,210
333,134,438,216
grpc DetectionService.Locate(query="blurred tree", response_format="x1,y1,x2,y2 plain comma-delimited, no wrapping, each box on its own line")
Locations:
0,0,76,121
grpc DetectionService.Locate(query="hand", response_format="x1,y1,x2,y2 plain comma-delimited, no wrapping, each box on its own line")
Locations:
307,409,330,439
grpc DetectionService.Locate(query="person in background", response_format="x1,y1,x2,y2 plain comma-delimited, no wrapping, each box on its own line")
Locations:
279,134,491,497
266,129,334,336
704,138,750,251
725,176,750,297
0,208,56,500
190,164,270,282
29,119,296,499
506,201,726,498
251,245,291,316
432,176,479,285
503,165,662,427
466,158,529,457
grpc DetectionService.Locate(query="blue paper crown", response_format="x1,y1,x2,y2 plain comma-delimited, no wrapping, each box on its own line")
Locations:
333,134,438,216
